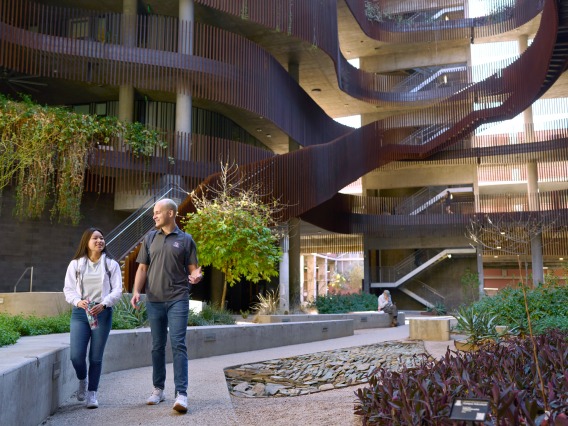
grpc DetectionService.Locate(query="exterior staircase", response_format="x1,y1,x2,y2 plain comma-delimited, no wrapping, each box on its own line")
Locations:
370,247,477,306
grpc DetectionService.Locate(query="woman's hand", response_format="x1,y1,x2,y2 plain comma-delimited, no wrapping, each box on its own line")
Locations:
89,304,106,316
77,300,89,310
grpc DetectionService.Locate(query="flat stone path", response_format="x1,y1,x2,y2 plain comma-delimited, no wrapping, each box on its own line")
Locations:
226,341,426,397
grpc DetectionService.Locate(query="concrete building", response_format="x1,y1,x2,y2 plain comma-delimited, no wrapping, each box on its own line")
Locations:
1,0,568,311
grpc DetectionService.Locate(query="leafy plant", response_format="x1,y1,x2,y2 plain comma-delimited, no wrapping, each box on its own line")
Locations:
469,283,568,336
312,292,378,314
251,289,281,315
239,309,250,319
460,268,480,304
187,304,236,326
0,95,165,224
454,305,498,345
0,311,72,347
183,162,282,307
426,301,447,316
112,294,148,329
355,330,568,425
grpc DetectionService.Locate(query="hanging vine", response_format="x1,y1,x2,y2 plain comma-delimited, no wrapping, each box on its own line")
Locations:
0,95,165,224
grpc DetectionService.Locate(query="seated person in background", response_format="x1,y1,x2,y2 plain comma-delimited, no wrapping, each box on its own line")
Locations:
378,290,398,327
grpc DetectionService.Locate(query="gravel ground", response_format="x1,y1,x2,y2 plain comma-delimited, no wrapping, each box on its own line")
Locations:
231,385,365,426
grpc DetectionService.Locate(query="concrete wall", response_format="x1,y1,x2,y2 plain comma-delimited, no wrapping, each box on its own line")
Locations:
0,190,130,294
0,320,353,426
0,292,69,316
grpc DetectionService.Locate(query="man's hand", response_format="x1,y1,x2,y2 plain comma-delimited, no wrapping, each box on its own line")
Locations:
131,293,141,309
189,266,202,284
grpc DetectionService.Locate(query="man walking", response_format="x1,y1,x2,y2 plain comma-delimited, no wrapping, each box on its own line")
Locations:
378,290,398,327
131,198,202,413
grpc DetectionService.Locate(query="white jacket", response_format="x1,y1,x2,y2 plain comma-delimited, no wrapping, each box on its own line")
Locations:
63,253,123,308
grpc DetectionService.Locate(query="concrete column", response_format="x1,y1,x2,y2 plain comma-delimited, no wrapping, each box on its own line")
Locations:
476,243,485,299
288,60,302,310
305,255,316,301
118,85,134,123
527,162,539,210
316,256,326,296
518,36,536,143
122,0,137,47
473,162,480,213
531,234,544,286
279,235,290,313
363,237,371,293
176,0,194,162
527,161,543,286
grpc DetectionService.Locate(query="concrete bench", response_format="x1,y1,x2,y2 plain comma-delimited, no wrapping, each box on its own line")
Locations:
254,312,406,330
409,316,451,341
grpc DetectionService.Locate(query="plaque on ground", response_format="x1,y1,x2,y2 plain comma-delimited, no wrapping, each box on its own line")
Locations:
449,398,490,421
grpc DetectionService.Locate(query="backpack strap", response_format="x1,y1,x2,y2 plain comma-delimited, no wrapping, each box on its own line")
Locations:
103,256,112,282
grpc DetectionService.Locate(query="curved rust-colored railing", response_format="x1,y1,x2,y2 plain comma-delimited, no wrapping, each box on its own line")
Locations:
194,0,544,104
195,0,562,222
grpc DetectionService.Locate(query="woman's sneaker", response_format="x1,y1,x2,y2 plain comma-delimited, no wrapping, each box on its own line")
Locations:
77,379,88,402
86,391,98,408
173,393,188,413
147,387,165,405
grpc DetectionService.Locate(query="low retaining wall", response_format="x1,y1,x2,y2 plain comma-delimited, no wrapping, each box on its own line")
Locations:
0,320,353,426
0,292,69,317
254,312,406,329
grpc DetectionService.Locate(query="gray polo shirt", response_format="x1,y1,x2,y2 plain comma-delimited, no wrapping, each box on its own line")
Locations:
136,227,198,302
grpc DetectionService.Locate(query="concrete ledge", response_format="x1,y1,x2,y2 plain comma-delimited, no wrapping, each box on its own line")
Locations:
254,312,406,329
0,320,353,426
409,317,451,341
0,292,69,317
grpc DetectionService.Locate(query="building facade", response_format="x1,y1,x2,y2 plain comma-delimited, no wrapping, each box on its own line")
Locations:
1,0,567,310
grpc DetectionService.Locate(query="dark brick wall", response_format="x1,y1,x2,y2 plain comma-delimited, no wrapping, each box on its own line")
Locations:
0,189,130,293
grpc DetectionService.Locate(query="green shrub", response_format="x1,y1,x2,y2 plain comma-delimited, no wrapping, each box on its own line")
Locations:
0,323,19,346
469,283,568,334
313,292,378,314
0,312,71,347
198,304,235,325
187,309,212,326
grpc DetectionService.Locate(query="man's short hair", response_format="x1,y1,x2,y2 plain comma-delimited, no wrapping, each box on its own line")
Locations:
383,290,390,295
159,198,178,215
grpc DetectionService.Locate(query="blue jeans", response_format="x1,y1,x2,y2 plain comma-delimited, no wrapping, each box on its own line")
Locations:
146,299,189,395
70,306,113,391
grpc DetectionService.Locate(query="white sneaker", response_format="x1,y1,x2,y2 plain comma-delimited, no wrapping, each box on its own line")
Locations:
173,393,188,413
86,391,98,408
77,379,88,402
146,387,165,405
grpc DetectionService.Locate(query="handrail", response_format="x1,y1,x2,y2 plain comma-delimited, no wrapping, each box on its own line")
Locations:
105,183,191,261
13,267,33,292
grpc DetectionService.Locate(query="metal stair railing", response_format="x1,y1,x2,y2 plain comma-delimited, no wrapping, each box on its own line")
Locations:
402,278,445,307
395,186,446,215
105,183,191,261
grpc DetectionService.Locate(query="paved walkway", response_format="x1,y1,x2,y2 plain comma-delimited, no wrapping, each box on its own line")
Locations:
42,321,454,426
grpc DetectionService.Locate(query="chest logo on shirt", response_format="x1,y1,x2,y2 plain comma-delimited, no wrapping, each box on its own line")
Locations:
173,242,181,248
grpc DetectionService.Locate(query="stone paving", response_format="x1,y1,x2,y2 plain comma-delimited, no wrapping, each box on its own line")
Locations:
225,340,427,398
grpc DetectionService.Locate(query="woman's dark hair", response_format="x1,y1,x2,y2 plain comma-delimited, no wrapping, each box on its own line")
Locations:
72,227,111,260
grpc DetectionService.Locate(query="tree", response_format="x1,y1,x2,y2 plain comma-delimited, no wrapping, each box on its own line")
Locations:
183,163,282,307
